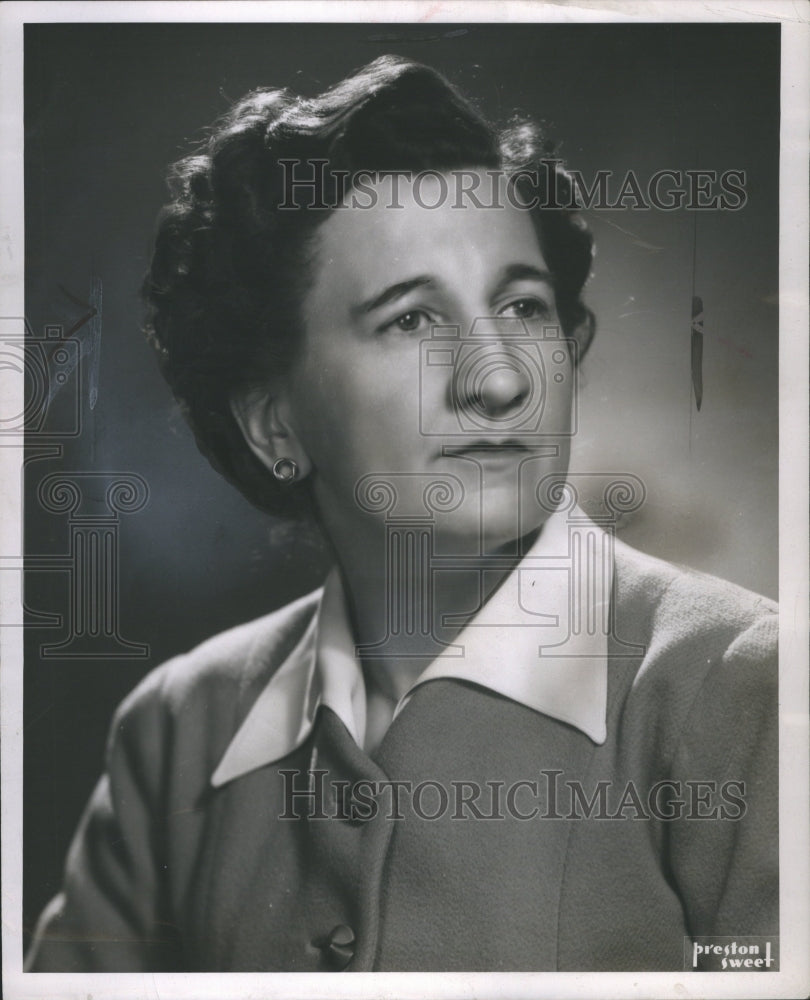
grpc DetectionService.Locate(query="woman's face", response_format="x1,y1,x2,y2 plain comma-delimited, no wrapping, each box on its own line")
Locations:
277,171,575,552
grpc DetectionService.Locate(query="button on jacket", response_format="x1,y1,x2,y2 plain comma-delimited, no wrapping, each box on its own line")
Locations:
26,515,779,972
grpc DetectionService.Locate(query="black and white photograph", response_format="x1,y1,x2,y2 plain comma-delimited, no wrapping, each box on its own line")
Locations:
1,2,808,998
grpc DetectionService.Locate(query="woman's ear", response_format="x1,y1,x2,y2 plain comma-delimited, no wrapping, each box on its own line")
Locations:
230,388,312,480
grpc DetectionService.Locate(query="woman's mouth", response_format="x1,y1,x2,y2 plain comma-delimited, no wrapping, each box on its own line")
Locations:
443,439,536,459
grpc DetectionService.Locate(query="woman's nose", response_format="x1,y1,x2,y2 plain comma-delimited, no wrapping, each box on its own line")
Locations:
476,358,531,415
454,349,533,419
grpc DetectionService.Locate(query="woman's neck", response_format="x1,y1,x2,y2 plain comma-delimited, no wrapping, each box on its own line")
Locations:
324,517,541,702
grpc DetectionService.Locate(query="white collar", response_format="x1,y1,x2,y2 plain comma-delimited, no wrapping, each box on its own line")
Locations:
211,505,610,787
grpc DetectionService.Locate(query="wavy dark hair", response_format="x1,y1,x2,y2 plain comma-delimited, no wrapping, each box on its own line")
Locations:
143,55,596,519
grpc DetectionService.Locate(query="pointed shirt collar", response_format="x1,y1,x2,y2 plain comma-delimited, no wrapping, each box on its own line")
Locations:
211,505,610,787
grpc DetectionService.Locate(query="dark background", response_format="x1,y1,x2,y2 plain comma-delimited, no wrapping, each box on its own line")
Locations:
23,22,780,946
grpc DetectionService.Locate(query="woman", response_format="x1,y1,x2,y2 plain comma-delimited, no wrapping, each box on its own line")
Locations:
26,55,778,973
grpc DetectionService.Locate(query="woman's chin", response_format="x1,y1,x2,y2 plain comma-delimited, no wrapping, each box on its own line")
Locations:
432,499,548,556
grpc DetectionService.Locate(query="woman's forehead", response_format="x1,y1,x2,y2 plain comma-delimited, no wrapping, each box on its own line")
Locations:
310,172,547,295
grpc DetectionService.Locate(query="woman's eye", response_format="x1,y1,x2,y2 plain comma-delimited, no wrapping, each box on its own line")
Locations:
382,310,433,334
499,298,551,320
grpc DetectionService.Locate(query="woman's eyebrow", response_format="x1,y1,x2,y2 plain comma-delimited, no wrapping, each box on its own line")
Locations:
490,263,555,298
351,275,434,317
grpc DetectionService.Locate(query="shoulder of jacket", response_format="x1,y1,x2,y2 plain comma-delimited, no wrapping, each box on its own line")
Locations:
609,538,777,767
612,534,777,650
112,587,322,729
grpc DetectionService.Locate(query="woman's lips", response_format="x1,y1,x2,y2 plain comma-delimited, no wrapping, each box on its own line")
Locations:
443,439,535,459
